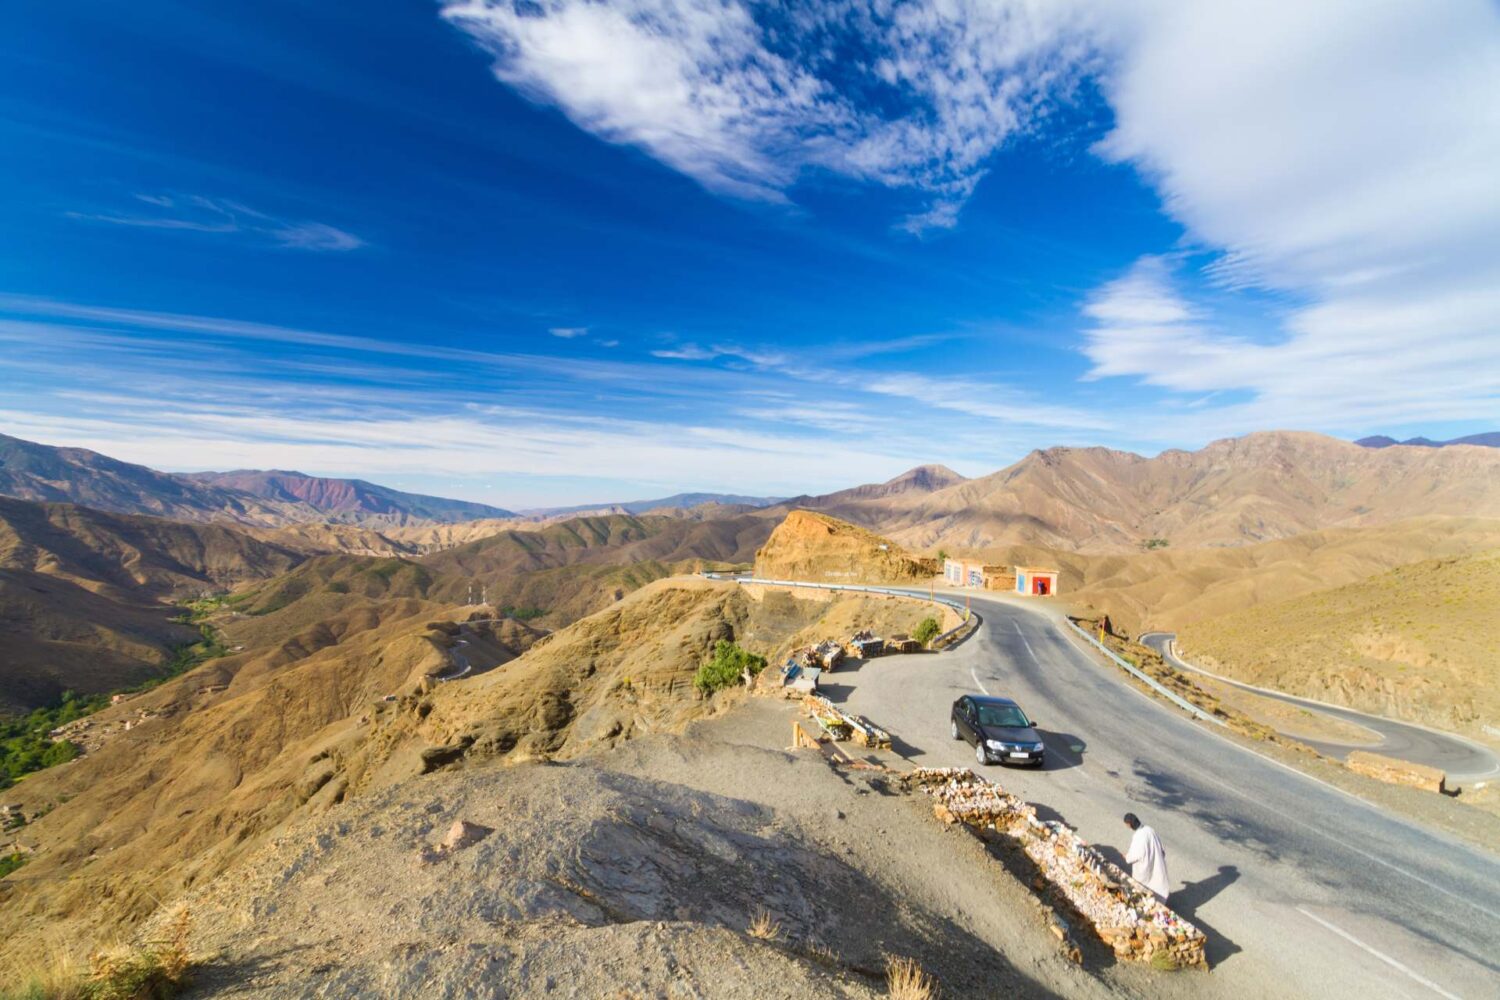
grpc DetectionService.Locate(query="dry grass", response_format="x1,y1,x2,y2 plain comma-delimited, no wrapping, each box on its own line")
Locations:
884,955,938,1000
746,908,782,942
2,910,192,1000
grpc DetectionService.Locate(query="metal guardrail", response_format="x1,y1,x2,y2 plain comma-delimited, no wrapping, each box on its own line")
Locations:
1064,620,1227,728
707,574,975,645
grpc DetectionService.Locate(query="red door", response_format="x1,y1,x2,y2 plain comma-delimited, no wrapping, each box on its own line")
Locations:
1034,577,1050,595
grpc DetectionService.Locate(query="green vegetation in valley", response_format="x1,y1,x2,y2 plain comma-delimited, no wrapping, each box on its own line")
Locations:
1,693,97,791
1142,538,1170,550
0,852,30,878
912,616,942,646
694,640,767,695
1,614,229,790
499,605,547,621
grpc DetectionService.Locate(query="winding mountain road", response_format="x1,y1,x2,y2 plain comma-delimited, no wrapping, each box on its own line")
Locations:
813,589,1500,1000
1139,632,1500,782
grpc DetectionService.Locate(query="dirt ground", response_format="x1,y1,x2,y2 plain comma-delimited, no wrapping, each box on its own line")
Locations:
167,698,1223,1000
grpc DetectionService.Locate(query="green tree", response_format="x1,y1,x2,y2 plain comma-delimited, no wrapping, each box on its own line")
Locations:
913,616,942,646
694,640,767,695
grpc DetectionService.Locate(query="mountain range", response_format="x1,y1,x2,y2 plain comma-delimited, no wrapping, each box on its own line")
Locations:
0,434,515,527
1355,432,1500,449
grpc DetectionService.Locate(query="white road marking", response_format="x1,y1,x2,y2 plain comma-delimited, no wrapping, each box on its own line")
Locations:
1295,908,1463,1000
1011,619,1038,660
969,667,991,696
1051,623,1500,923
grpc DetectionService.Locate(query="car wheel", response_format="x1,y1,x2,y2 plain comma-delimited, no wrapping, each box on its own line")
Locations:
950,719,960,740
975,741,987,765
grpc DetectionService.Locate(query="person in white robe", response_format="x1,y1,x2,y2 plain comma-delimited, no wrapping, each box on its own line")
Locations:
1123,812,1171,901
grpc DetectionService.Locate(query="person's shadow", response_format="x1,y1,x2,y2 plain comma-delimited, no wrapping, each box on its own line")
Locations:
1171,864,1243,966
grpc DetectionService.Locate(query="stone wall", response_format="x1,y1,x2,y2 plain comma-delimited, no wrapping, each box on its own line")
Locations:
904,767,1207,969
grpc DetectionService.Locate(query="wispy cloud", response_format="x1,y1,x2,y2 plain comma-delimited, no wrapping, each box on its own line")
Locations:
441,0,1089,232
0,293,1121,502
650,343,717,361
548,326,588,338
67,194,363,251
1079,1,1500,434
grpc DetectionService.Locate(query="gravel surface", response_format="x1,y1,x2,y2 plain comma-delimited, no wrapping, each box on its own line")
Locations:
171,699,1181,999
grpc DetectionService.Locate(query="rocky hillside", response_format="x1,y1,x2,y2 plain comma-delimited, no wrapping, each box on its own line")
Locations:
844,432,1500,552
0,433,304,526
1176,547,1500,733
1000,516,1500,637
183,469,515,523
0,497,303,711
0,433,515,528
418,512,773,624
0,579,939,976
754,510,937,584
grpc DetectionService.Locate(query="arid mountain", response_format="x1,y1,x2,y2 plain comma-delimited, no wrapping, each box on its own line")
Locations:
0,433,305,526
856,432,1500,552
1177,546,1500,733
754,510,936,584
0,434,514,528
0,497,303,711
0,578,933,977
1357,432,1500,448
184,469,515,523
992,516,1500,637
419,513,772,623
776,463,967,516
518,491,784,518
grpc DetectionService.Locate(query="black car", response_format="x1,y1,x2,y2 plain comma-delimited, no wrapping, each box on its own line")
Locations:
951,695,1045,767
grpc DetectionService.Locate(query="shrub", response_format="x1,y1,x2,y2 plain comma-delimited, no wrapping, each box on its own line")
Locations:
885,955,938,1000
912,617,942,646
0,852,28,878
693,640,766,696
81,910,192,1000
746,908,782,941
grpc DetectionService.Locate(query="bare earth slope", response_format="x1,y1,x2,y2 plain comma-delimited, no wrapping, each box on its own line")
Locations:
1019,516,1500,636
826,432,1500,552
1176,548,1500,733
0,579,939,978
183,469,516,524
0,434,314,526
417,512,772,623
0,497,303,711
754,510,937,583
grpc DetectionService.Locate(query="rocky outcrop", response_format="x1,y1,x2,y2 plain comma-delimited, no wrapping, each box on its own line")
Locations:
754,511,936,584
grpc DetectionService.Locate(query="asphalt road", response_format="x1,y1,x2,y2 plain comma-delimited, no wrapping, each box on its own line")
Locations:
1139,632,1500,782
821,592,1500,1000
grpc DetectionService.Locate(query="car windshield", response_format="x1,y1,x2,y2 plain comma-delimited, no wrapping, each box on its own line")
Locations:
976,704,1030,728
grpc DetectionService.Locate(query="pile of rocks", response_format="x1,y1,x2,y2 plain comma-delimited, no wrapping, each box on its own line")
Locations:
906,767,1207,969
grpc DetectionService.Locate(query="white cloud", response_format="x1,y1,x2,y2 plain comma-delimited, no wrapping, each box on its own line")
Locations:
441,0,1089,230
548,326,588,338
1080,1,1500,431
67,194,363,251
650,343,717,360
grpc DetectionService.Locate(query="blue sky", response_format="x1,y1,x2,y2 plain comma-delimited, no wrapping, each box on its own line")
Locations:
2,0,1497,506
